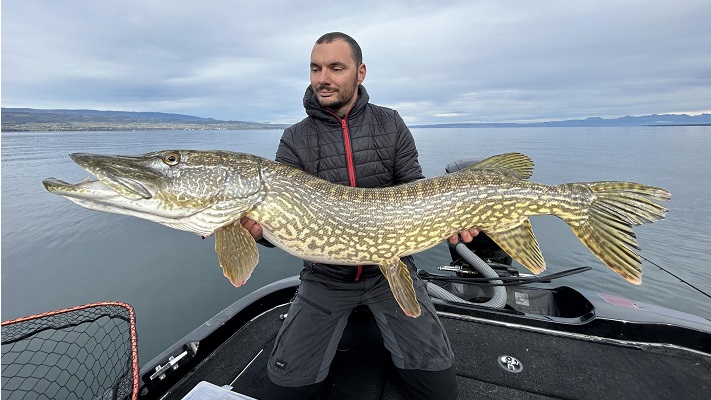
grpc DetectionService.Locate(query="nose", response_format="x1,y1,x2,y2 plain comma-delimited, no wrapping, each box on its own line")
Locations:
313,69,331,85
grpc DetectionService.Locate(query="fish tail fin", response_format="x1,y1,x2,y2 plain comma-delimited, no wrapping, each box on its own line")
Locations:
565,182,670,284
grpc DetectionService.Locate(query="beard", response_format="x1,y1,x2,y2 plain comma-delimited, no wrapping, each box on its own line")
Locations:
314,76,359,112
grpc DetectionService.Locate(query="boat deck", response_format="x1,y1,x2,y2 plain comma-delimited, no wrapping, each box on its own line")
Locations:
159,303,711,399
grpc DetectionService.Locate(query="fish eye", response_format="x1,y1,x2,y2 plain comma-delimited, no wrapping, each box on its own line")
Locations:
163,152,181,166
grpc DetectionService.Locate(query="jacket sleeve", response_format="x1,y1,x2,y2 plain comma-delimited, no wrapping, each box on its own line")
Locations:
393,111,425,184
275,126,303,169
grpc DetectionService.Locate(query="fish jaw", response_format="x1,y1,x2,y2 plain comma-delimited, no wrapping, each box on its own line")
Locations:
42,176,210,233
43,177,133,202
69,152,177,200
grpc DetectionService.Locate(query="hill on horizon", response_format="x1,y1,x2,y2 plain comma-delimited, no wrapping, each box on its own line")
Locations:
412,113,711,128
1,108,288,131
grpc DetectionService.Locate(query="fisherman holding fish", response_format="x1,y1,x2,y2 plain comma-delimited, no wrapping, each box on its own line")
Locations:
241,32,471,400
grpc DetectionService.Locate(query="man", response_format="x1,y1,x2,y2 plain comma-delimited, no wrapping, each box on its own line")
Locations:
241,32,477,400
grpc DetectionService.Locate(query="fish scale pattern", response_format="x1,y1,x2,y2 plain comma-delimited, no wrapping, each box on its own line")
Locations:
255,158,572,264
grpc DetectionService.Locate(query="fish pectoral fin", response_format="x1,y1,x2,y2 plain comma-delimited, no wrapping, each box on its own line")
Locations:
486,219,546,274
215,223,259,287
378,258,421,318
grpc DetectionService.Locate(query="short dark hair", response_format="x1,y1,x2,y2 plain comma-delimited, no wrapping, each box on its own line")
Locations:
316,32,363,66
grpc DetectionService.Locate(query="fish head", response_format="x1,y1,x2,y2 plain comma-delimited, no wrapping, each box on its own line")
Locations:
43,150,265,237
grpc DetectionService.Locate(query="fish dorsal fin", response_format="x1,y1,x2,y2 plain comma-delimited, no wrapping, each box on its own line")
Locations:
465,153,534,179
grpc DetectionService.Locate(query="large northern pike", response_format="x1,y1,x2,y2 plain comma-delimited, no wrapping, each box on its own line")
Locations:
43,151,670,317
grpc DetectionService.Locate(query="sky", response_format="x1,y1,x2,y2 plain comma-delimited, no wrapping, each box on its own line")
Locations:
2,0,710,125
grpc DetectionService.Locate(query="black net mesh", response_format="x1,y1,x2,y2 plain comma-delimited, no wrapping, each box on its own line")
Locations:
2,302,138,400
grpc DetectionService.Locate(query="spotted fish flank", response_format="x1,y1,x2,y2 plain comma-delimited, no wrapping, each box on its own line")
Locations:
43,151,671,318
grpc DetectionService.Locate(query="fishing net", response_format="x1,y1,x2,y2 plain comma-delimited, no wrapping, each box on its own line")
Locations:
1,302,139,400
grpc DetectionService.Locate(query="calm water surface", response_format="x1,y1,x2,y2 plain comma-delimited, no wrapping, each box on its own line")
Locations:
2,127,710,362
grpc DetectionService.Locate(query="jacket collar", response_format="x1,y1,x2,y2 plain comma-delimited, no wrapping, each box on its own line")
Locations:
303,84,370,121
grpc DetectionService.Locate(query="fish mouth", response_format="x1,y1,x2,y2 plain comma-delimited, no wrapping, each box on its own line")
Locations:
42,177,120,200
43,153,156,200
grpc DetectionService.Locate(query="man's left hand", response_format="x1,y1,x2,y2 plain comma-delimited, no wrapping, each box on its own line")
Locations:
448,228,480,245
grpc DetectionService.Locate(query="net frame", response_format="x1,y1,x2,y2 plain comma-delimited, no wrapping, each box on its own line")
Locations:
2,301,139,400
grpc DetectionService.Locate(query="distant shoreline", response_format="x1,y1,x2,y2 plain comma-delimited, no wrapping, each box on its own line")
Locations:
644,124,711,127
4,123,709,133
2,107,710,132
1,124,289,132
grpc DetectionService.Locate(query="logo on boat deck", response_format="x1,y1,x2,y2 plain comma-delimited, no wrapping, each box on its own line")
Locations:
514,291,530,306
497,355,523,373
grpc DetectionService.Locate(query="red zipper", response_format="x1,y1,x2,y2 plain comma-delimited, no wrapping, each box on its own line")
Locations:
331,111,361,280
340,117,357,187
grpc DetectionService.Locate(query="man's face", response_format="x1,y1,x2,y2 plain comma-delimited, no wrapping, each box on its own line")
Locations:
310,40,366,115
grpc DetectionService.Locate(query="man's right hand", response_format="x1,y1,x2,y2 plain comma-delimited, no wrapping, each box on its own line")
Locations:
240,217,263,241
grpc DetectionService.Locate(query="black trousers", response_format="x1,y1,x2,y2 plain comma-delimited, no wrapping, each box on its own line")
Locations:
264,265,457,399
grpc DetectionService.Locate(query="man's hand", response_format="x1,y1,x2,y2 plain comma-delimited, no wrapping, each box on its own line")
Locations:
448,228,480,245
241,217,263,241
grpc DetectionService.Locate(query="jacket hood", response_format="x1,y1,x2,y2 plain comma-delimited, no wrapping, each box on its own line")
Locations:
303,84,370,121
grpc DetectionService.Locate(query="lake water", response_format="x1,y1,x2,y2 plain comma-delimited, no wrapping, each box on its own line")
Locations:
2,126,710,363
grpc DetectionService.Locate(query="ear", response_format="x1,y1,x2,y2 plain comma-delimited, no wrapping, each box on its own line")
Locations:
357,63,366,84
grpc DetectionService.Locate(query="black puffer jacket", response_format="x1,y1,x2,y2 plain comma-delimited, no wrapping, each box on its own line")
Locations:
275,85,425,281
